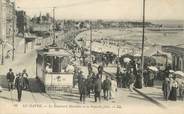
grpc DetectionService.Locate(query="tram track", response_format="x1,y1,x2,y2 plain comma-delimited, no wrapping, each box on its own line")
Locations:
28,86,38,103
31,88,56,105
28,79,56,104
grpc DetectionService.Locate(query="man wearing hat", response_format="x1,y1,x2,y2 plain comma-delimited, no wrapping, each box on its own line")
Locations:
94,75,102,102
6,68,15,91
78,71,87,103
15,73,24,102
102,75,112,100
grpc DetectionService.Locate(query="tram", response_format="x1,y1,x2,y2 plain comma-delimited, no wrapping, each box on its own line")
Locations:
36,47,74,93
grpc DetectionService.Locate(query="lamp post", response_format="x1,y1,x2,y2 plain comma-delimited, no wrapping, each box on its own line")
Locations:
51,7,57,47
141,0,146,88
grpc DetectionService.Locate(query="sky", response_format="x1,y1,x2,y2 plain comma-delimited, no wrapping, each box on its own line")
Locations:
15,0,184,20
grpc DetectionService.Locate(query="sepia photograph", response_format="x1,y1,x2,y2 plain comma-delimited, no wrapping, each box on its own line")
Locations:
0,0,184,114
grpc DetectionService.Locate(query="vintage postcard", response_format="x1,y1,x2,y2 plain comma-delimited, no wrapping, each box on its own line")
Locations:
0,0,184,114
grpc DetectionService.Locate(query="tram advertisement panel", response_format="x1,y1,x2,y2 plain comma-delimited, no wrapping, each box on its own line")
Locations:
44,73,73,87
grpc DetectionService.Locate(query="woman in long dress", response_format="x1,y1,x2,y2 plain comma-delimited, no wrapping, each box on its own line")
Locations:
110,78,117,99
162,77,171,100
169,77,178,101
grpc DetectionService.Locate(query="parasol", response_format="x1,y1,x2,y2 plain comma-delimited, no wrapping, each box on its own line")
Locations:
134,53,141,57
148,66,158,72
169,70,174,73
124,57,131,63
174,71,184,78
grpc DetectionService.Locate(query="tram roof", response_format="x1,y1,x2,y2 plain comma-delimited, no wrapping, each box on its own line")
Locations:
37,48,71,57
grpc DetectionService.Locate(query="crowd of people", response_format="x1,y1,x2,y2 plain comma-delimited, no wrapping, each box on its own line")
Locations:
6,68,29,102
3,60,184,104
73,64,117,103
162,70,184,101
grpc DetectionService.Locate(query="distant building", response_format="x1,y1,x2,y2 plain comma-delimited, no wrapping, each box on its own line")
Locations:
16,10,27,34
31,23,52,32
30,13,53,34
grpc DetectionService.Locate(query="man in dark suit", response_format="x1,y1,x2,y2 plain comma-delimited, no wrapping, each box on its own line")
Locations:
15,73,24,102
94,75,102,102
78,75,87,103
103,76,112,100
6,68,15,91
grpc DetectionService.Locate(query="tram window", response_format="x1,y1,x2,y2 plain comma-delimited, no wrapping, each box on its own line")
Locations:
45,56,52,66
45,56,53,72
37,54,43,64
52,56,61,73
60,56,69,72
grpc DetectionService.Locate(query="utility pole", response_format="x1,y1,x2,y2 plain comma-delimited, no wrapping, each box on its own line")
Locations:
117,41,120,68
1,0,4,65
12,1,15,61
90,21,92,64
52,7,56,46
1,43,4,65
141,0,146,89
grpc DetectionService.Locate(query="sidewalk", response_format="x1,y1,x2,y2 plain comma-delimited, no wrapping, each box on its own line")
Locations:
135,81,184,108
0,36,38,90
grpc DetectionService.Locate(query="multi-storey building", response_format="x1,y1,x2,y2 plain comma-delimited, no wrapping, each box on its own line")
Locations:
0,0,16,64
0,0,16,44
6,0,16,44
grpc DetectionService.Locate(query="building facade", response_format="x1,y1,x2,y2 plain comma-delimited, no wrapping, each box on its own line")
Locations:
0,0,16,64
162,45,184,71
0,0,16,44
6,0,16,44
16,10,26,34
